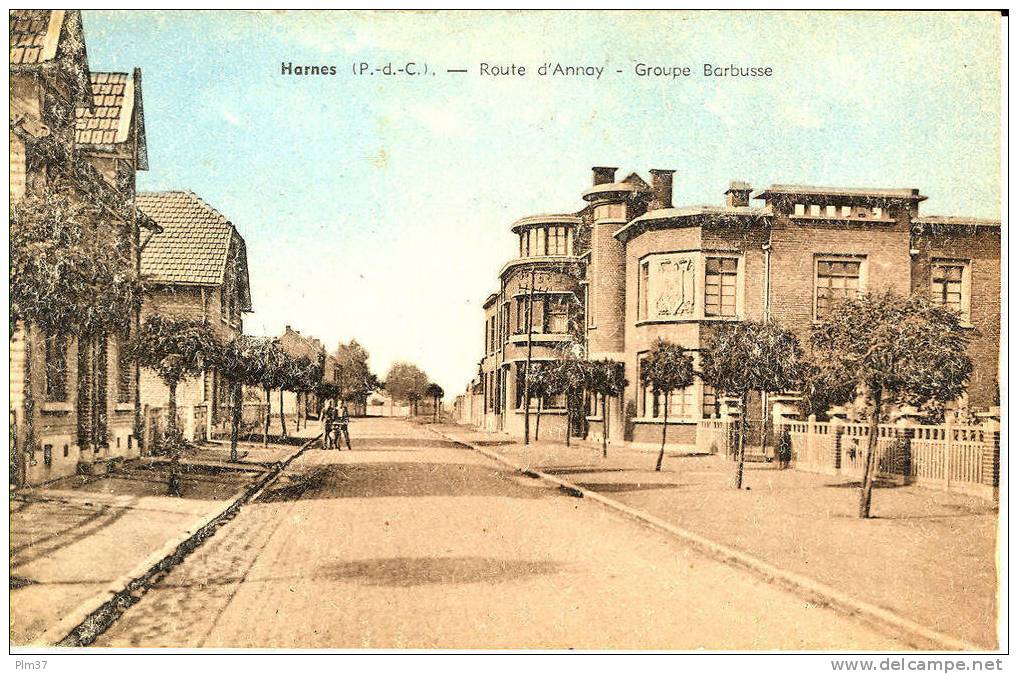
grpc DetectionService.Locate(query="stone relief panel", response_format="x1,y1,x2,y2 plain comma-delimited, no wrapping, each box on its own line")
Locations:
652,253,696,318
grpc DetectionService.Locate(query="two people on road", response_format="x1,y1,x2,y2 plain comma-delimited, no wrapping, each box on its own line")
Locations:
321,400,352,450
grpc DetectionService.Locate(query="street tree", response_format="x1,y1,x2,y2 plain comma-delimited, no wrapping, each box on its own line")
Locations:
810,291,972,518
285,355,321,432
585,359,628,458
700,321,802,490
216,335,272,461
524,364,553,441
385,362,429,416
545,339,588,446
639,339,695,472
335,339,379,413
424,382,444,422
127,315,220,448
236,337,290,447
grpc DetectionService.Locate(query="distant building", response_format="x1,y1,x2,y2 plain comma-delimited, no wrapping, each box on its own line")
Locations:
277,325,341,421
136,191,252,441
467,166,1001,450
10,11,156,485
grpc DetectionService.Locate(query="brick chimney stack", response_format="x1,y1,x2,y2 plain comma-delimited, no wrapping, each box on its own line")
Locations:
648,169,675,211
592,166,618,186
725,181,753,208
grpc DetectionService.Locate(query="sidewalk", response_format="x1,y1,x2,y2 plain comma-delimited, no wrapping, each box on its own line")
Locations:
436,423,999,649
9,438,306,646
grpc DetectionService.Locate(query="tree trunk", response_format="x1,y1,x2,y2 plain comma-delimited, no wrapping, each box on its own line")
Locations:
263,385,271,447
656,396,669,472
230,381,241,462
20,322,34,486
734,391,748,489
279,388,288,439
565,399,571,447
167,379,179,450
535,397,543,441
601,396,608,458
858,387,883,519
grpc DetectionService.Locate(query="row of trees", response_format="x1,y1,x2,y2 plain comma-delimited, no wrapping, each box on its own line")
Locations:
127,315,334,462
638,291,971,518
509,291,970,519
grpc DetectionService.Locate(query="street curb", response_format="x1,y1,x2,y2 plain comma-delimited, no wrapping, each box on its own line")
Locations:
41,434,321,648
429,426,986,652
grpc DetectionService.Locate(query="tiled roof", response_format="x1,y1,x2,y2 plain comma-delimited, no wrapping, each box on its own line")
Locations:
137,191,235,286
75,72,134,145
9,10,62,65
913,215,1000,228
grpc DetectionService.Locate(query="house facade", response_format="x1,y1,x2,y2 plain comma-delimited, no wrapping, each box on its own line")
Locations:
467,166,1001,450
277,325,342,422
10,10,156,485
136,191,252,442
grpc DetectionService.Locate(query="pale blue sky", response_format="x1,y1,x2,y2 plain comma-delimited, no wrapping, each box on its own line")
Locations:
82,10,1002,393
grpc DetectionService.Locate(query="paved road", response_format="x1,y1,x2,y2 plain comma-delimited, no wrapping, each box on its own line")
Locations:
95,418,905,649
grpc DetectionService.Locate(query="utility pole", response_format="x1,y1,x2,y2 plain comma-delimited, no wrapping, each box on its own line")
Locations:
522,267,537,445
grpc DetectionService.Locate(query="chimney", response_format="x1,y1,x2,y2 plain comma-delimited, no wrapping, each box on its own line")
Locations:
725,181,752,208
592,166,618,186
648,169,675,211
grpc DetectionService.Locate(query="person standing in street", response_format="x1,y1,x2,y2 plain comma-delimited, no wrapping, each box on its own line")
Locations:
336,400,352,450
321,400,336,449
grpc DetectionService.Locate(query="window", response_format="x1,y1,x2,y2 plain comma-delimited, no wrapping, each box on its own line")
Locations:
872,207,883,219
809,204,821,217
825,205,837,217
639,357,695,419
544,297,569,333
794,204,805,216
705,257,738,317
528,229,538,257
638,261,650,320
815,258,863,318
931,260,970,320
45,333,69,402
702,385,720,419
520,233,526,257
117,329,133,404
841,206,852,218
547,227,570,255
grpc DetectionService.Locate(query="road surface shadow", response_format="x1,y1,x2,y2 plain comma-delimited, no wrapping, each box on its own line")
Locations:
337,438,465,450
257,462,543,501
541,467,626,476
570,481,680,494
316,556,564,587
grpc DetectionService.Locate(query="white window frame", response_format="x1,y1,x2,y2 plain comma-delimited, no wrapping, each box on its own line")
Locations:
930,258,972,323
813,254,867,321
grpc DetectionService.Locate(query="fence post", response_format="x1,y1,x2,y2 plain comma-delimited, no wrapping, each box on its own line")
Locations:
944,416,954,491
830,416,842,473
807,414,817,465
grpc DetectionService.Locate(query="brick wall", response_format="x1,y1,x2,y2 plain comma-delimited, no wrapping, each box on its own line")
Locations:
912,226,1001,407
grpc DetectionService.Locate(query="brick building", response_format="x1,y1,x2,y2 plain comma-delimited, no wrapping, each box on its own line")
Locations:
467,166,1000,451
136,191,252,441
10,10,157,485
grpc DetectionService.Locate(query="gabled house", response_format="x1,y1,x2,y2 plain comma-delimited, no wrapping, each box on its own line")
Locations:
10,10,155,485
136,191,253,441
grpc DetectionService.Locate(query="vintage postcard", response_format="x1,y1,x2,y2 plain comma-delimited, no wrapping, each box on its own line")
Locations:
8,7,1006,662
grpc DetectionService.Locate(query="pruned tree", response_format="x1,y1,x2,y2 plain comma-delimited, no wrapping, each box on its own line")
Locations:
234,337,290,447
424,382,444,422
285,355,321,432
585,359,628,458
639,339,695,471
524,364,552,441
700,321,802,490
545,339,588,447
810,291,972,518
216,335,271,461
127,315,220,449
